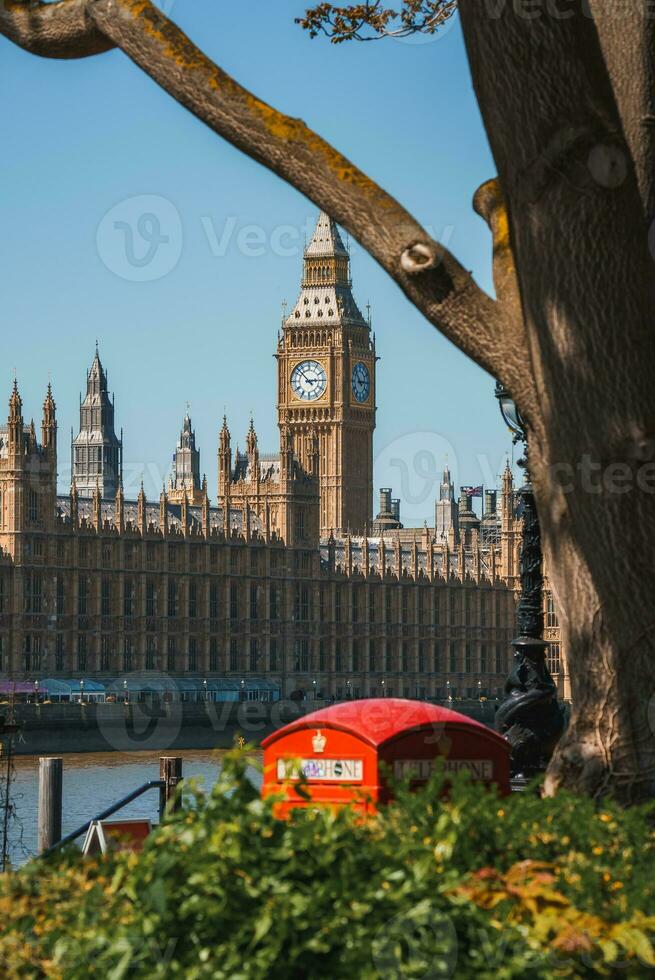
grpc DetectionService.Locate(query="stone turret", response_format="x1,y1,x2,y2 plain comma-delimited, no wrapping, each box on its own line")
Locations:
71,346,122,499
0,380,58,554
435,465,458,543
41,384,57,454
169,412,203,505
8,379,23,451
159,485,169,536
115,481,124,534
218,416,232,500
137,482,147,534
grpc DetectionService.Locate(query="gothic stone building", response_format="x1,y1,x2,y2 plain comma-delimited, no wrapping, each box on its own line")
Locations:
0,212,567,700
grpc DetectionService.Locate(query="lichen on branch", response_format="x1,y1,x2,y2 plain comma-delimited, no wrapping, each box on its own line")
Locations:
0,0,526,389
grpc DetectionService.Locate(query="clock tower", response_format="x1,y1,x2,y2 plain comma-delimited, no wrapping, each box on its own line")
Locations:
277,212,376,535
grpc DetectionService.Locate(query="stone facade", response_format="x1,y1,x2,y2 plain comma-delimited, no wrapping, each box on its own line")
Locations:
0,212,568,699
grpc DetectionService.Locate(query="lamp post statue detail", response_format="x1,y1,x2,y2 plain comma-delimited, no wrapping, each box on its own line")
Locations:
494,381,565,778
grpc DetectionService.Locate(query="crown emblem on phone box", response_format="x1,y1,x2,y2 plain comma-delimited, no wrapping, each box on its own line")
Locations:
312,730,326,753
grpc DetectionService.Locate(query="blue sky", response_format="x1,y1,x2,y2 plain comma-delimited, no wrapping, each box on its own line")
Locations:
0,1,516,524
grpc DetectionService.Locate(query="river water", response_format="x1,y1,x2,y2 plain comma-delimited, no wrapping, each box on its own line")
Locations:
4,749,263,868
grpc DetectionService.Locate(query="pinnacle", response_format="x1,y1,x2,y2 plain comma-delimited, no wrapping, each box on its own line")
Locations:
9,375,22,414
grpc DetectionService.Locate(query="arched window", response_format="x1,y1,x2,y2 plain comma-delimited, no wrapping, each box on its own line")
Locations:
27,489,38,523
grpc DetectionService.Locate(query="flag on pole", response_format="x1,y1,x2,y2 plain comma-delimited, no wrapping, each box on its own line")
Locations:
462,485,483,497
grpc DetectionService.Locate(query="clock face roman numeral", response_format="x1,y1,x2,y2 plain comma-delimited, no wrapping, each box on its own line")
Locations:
290,360,327,401
351,361,370,403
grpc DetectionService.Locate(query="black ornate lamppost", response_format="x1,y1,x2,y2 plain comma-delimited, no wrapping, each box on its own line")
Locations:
494,381,565,778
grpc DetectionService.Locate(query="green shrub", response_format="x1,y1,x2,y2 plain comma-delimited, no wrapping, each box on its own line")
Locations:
0,754,654,979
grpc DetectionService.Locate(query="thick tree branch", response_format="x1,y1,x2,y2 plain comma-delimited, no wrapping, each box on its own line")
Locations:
80,0,525,389
0,0,112,58
0,0,530,388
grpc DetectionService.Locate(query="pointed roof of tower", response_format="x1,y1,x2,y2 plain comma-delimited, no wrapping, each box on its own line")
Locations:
219,415,231,450
88,344,107,387
502,458,514,491
9,377,22,419
246,416,258,456
177,411,196,450
305,211,349,258
43,382,56,414
285,211,366,328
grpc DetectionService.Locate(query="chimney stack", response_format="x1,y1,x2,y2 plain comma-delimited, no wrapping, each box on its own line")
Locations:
459,490,471,514
484,490,497,516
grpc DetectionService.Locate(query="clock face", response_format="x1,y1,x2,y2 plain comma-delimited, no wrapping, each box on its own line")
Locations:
290,360,327,401
351,361,371,403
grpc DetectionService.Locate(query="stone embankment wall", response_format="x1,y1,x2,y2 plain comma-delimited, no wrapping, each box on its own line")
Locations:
4,700,498,755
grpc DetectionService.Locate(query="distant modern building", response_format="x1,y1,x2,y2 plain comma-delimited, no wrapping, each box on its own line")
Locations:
0,212,567,700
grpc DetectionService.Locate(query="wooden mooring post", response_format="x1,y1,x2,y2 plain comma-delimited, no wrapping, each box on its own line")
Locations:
159,757,182,818
38,757,63,854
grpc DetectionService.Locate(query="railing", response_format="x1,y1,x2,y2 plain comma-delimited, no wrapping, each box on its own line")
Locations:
38,756,182,860
41,780,164,859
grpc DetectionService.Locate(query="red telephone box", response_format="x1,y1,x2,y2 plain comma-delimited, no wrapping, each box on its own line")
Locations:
262,698,510,815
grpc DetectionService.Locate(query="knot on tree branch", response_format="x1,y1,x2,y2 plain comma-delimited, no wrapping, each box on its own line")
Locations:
473,176,521,312
0,0,113,59
400,242,437,274
473,178,509,250
624,423,655,463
